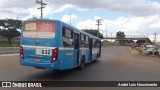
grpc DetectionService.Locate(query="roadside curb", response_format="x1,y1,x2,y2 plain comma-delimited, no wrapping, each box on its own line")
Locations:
0,52,19,54
129,47,134,54
0,47,19,54
0,53,19,57
0,47,19,48
129,47,140,55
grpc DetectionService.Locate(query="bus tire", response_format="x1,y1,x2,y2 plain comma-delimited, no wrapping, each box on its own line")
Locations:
79,57,85,69
94,54,99,61
96,54,99,60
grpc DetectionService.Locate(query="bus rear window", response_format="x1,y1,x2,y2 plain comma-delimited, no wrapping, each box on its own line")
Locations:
23,21,55,38
25,23,36,31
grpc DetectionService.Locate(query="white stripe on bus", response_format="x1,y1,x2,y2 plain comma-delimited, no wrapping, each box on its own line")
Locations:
21,45,56,49
59,48,74,50
21,45,74,50
21,45,94,51
80,48,89,50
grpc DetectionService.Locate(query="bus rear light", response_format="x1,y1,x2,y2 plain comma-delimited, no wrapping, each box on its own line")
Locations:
51,48,59,63
20,46,24,60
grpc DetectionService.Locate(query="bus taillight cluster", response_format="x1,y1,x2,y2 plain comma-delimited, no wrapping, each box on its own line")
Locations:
20,46,24,60
51,48,59,63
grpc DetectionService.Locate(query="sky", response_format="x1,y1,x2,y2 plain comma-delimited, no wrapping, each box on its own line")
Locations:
0,0,160,41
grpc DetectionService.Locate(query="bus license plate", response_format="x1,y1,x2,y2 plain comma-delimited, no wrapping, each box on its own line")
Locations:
36,49,52,56
34,58,40,62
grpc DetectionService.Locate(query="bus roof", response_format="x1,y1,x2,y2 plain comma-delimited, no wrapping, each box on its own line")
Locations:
24,19,101,40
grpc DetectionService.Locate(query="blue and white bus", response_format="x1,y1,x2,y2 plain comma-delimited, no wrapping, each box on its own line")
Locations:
20,19,101,70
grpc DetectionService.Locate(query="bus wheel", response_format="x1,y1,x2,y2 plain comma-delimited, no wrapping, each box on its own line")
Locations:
96,54,99,60
94,54,98,62
79,57,85,69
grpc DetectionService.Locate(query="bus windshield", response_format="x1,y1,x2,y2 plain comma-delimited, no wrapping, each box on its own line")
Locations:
23,21,55,38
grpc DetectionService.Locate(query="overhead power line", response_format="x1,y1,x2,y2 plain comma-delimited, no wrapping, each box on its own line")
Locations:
0,9,28,16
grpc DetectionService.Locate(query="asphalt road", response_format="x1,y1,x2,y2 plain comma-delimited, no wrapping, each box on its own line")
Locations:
0,47,19,54
1,46,160,90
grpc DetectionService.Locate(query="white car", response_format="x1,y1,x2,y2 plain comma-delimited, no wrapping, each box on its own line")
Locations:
142,47,155,55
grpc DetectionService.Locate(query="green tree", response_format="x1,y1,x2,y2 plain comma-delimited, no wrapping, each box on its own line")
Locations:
82,29,103,39
0,19,22,45
136,40,146,44
116,31,126,44
126,40,134,43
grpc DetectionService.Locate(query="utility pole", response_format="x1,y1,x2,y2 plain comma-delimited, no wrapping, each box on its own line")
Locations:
153,33,158,45
95,19,102,38
36,0,47,19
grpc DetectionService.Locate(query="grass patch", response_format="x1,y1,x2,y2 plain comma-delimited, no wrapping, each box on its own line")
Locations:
0,39,20,47
134,47,142,54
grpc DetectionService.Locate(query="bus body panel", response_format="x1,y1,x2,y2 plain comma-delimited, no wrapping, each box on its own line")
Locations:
73,49,79,66
20,19,101,70
20,20,63,70
84,49,90,63
60,49,75,69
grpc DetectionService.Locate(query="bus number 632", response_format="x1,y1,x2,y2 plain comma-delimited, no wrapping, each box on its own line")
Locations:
41,49,51,55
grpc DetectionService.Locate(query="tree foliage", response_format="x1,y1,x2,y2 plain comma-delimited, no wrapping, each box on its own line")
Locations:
82,29,103,39
136,40,146,44
116,31,126,44
125,40,134,43
0,19,22,45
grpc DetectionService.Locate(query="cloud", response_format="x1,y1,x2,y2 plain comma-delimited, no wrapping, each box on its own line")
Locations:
76,15,160,41
52,4,74,13
76,16,102,30
22,7,40,20
61,14,78,23
103,15,160,36
0,0,78,20
0,7,29,19
1,0,160,41
54,0,160,16
150,21,160,29
1,0,160,18
22,4,76,20
1,0,160,20
94,16,102,20
0,0,35,8
76,19,97,29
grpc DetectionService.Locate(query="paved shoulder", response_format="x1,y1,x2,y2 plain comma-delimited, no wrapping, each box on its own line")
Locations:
0,47,19,54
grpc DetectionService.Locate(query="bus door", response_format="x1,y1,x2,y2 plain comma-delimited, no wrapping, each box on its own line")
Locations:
74,33,80,66
89,38,93,61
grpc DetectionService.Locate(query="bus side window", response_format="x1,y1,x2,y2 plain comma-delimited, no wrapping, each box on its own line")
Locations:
97,41,100,48
84,35,89,47
62,27,73,47
62,27,65,37
80,34,84,47
92,39,96,48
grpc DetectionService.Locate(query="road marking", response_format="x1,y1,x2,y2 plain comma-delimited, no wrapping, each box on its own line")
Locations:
129,47,134,54
0,54,19,57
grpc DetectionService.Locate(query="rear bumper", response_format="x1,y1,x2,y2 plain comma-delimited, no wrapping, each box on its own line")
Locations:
20,59,63,70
